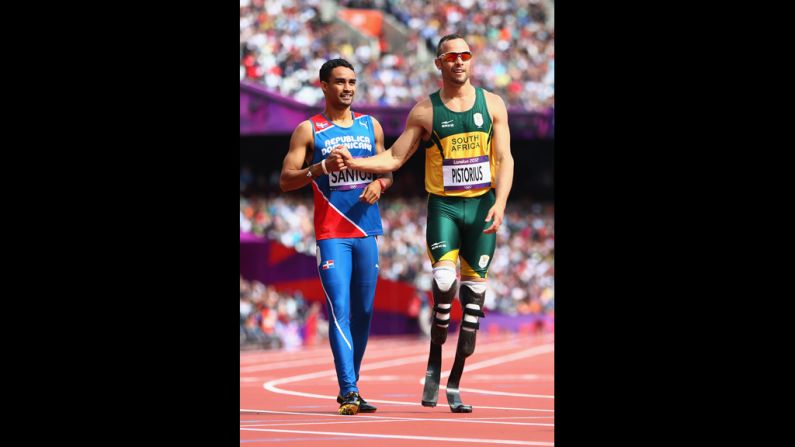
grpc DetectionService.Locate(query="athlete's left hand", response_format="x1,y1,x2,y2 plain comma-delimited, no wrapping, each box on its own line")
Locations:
359,181,382,204
483,204,505,233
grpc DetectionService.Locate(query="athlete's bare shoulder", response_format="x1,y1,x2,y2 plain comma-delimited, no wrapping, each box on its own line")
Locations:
482,90,507,109
288,120,315,160
481,90,508,121
294,119,313,136
408,97,434,132
413,96,433,111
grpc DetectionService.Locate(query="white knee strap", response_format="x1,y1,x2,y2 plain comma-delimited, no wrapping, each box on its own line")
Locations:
460,281,486,295
460,281,487,330
433,266,457,292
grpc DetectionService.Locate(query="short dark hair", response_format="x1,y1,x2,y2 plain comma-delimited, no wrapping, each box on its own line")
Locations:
436,34,467,56
319,58,355,82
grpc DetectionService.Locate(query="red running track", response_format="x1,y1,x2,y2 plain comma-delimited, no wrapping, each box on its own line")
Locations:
241,332,554,446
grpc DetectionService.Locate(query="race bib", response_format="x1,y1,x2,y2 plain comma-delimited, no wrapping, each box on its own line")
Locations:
328,168,374,191
443,155,491,191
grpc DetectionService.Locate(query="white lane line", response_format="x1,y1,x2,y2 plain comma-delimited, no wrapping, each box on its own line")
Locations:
238,409,553,427
240,427,554,445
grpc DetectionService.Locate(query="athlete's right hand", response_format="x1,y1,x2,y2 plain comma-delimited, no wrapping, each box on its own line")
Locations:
325,146,349,172
332,146,357,169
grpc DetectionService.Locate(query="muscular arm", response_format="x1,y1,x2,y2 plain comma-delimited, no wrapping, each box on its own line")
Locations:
341,100,431,174
372,118,394,187
358,118,394,204
483,92,515,233
279,121,323,192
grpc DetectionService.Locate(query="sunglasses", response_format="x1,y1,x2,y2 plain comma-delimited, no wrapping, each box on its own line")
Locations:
437,51,472,63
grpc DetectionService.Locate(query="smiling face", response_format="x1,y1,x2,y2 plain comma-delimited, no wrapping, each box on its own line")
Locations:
434,38,472,86
321,66,356,108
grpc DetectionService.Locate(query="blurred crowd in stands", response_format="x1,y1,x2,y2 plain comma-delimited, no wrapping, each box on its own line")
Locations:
240,274,329,350
240,0,554,111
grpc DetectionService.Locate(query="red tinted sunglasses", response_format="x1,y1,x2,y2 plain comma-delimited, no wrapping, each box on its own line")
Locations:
437,51,472,62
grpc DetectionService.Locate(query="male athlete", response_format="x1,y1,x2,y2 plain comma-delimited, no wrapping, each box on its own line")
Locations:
329,34,514,413
280,58,393,415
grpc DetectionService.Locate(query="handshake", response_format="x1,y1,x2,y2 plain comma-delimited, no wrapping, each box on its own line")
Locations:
324,146,356,172
324,145,386,204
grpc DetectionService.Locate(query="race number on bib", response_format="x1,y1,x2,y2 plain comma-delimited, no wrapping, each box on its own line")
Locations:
443,155,491,191
328,167,374,191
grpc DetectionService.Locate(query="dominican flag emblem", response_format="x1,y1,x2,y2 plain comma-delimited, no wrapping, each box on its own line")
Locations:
322,260,335,270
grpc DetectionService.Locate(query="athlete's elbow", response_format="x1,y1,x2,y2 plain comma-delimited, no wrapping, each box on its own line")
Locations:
389,157,404,172
279,175,294,192
498,153,515,170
